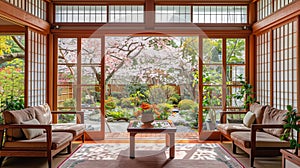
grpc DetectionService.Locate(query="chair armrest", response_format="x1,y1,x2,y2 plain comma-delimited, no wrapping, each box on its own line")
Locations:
0,124,52,150
220,111,248,123
250,124,285,152
51,111,84,124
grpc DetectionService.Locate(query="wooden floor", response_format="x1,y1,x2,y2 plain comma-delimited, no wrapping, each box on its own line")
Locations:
0,133,282,168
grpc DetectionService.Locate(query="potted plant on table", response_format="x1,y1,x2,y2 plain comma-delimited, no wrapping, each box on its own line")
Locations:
135,102,160,128
281,105,300,155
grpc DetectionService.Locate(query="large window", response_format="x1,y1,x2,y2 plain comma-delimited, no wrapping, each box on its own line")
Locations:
193,6,247,23
55,5,107,23
57,38,102,129
202,38,246,130
109,5,144,23
155,5,191,23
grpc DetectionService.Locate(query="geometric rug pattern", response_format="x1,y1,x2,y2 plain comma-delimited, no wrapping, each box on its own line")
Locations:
59,143,244,168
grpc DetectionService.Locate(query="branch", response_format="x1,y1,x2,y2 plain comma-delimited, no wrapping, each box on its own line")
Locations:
0,53,24,64
12,36,25,51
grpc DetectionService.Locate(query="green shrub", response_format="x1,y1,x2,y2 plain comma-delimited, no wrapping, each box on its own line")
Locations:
149,85,176,104
120,97,139,108
105,97,117,110
157,103,173,120
178,99,196,110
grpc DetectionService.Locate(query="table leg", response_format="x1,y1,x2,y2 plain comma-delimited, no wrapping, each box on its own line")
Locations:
130,133,136,158
168,133,175,159
166,133,170,147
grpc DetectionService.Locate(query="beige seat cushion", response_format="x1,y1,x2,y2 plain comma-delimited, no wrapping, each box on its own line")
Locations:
3,108,36,139
3,132,73,150
250,103,268,124
262,106,287,137
217,124,250,135
52,123,85,138
231,131,290,148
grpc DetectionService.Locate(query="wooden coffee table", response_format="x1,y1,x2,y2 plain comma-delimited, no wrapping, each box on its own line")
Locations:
127,120,177,159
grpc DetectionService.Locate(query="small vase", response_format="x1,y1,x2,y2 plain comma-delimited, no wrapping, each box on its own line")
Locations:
141,113,154,128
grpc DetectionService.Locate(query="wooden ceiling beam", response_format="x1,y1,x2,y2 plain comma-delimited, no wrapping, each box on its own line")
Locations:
0,25,25,33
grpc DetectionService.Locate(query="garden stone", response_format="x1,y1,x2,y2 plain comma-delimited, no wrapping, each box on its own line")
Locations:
107,117,114,122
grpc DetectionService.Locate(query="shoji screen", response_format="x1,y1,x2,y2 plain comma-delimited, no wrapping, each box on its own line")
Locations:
256,20,298,110
26,28,47,106
273,21,297,109
256,31,271,105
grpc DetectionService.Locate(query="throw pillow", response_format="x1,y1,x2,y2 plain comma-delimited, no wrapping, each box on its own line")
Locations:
21,119,44,140
250,103,268,124
262,106,287,137
243,111,256,128
33,103,52,125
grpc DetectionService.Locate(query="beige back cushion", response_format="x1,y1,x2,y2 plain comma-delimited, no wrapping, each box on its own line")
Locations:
3,108,36,139
33,104,52,125
250,103,268,124
243,111,256,128
262,106,287,137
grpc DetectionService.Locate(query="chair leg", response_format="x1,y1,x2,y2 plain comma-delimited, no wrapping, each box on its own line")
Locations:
250,155,255,167
232,142,237,154
48,155,52,168
250,148,255,167
67,142,72,154
82,134,85,143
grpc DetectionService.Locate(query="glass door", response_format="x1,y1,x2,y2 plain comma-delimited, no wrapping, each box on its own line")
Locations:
56,37,104,140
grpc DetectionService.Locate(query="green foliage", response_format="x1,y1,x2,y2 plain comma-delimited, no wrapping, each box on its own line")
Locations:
226,39,245,64
202,86,222,107
180,37,198,67
231,74,256,109
281,105,300,150
120,97,139,108
0,36,24,56
167,94,181,105
156,103,173,120
62,98,75,110
106,107,131,120
59,114,75,123
125,84,149,104
58,98,76,123
1,95,24,111
0,59,25,122
0,59,24,95
149,85,176,104
203,38,222,63
178,99,196,110
105,97,117,110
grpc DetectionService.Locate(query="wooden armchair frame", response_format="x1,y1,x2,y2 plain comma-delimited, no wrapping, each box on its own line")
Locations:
0,124,72,168
232,124,290,167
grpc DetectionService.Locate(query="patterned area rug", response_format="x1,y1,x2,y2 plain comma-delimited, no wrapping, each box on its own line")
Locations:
59,143,244,168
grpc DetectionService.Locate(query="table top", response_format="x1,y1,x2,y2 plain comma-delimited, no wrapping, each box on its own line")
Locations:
127,120,177,133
